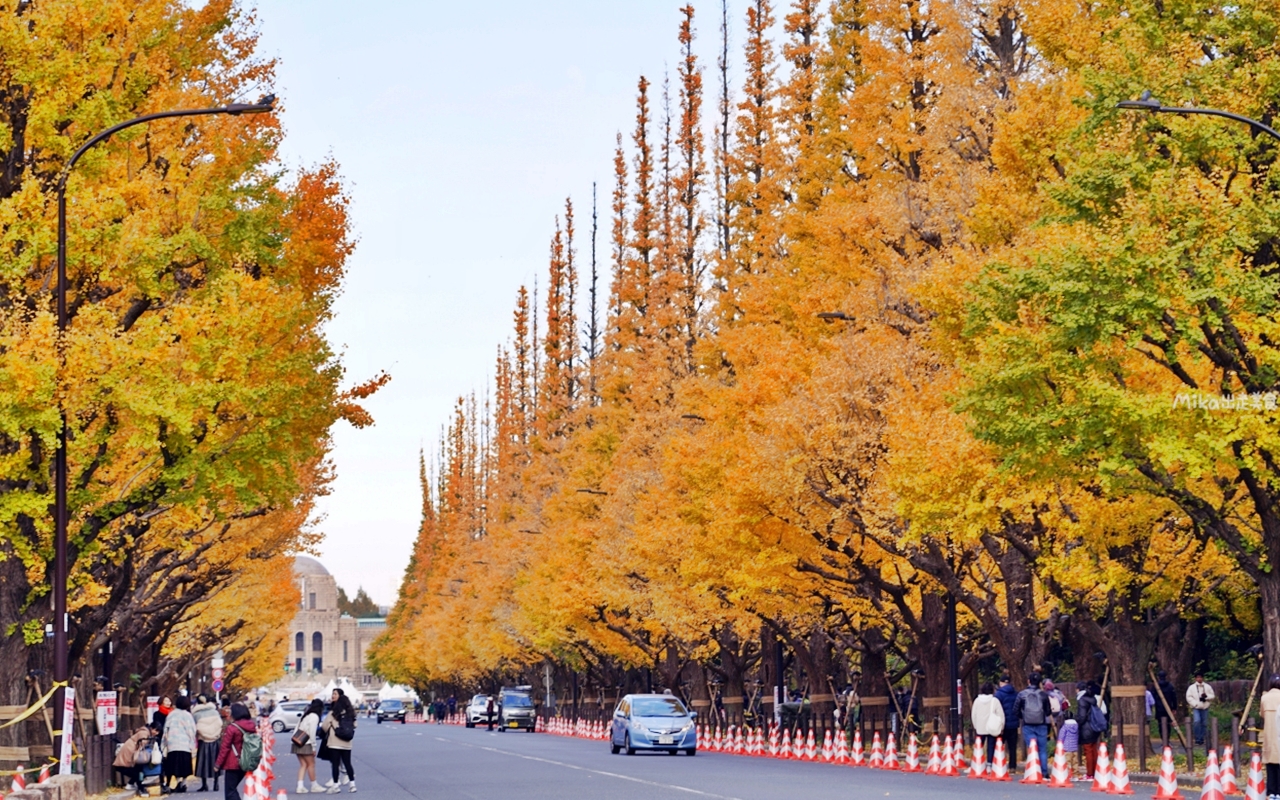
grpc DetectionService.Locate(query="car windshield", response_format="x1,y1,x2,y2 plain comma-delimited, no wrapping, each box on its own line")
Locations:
631,697,689,717
280,703,307,713
502,693,533,708
381,700,402,709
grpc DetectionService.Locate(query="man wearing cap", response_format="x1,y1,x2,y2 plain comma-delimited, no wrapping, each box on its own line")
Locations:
1186,673,1215,746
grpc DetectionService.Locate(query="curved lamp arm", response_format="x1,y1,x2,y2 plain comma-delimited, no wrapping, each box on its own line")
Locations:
1117,90,1280,144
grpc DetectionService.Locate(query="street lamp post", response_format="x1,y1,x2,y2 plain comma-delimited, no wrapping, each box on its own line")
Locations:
1117,90,1280,143
51,95,275,772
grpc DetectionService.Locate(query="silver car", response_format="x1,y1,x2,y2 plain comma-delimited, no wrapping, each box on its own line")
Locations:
466,694,494,728
268,700,309,732
609,694,697,755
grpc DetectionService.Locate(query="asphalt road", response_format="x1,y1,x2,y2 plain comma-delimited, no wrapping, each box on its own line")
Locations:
281,721,1161,800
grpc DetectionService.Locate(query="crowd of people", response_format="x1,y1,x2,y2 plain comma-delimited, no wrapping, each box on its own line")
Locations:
111,686,361,800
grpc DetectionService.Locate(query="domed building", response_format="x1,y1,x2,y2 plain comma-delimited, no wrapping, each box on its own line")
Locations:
290,556,386,688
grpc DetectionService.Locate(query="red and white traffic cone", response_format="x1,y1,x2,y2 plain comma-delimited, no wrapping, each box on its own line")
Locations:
11,766,25,792
987,737,1012,782
1155,746,1185,800
953,737,968,775
1092,742,1113,793
969,739,987,779
767,724,779,757
884,732,899,770
850,730,865,766
1245,752,1264,800
904,733,921,773
1201,751,1226,800
941,736,958,777
1109,742,1134,795
926,734,943,774
36,764,49,785
835,731,849,764
804,727,817,761
870,731,885,768
821,729,833,762
1221,747,1241,796
780,727,793,759
1020,738,1044,785
1047,739,1073,788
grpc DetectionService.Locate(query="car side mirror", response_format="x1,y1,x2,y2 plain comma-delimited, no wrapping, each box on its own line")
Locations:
690,710,697,718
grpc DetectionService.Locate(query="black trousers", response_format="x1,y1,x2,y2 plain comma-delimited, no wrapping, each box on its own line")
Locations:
329,751,354,783
1266,763,1279,797
1002,728,1020,765
223,769,244,800
116,766,142,789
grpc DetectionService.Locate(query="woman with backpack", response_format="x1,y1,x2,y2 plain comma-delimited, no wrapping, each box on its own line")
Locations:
294,699,325,794
161,695,197,793
321,689,357,793
215,704,259,800
1075,682,1107,780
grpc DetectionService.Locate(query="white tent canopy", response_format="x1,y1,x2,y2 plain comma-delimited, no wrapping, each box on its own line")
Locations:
377,682,419,702
322,677,359,698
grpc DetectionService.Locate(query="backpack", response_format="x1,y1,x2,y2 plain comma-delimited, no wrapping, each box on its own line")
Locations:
336,714,356,742
1087,704,1108,736
1020,688,1047,725
238,730,263,772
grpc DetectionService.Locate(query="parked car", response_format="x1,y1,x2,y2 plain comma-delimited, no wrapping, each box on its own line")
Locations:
610,694,697,755
268,700,310,733
466,694,494,728
376,698,407,724
497,687,536,732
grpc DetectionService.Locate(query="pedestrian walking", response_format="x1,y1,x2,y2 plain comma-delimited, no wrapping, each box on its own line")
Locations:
293,699,325,794
1260,675,1280,798
485,695,496,731
1014,673,1051,776
447,695,457,720
321,689,357,793
215,704,257,800
971,682,1004,766
1044,680,1069,730
113,724,154,797
1075,682,1106,780
1186,674,1215,745
995,674,1020,766
161,695,197,793
192,694,223,793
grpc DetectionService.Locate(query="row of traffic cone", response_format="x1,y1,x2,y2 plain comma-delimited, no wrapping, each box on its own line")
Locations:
8,763,52,793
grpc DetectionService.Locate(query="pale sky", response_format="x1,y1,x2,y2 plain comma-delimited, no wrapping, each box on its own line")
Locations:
254,1,741,605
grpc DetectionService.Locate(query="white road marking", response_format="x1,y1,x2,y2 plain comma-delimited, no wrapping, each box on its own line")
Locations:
433,737,742,799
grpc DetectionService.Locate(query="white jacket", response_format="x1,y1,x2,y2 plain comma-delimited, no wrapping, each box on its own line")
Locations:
1187,681,1215,711
972,693,1005,736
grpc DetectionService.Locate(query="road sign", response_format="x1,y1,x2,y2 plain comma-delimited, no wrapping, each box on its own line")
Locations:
212,667,224,680
212,679,224,692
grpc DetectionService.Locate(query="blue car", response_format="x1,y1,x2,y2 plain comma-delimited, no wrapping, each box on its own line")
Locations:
610,693,698,756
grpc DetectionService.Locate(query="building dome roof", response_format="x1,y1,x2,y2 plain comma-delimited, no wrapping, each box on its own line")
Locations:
293,556,330,576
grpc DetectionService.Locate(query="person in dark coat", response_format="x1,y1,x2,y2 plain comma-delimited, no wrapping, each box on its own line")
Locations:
1154,671,1179,746
995,674,1020,765
1075,682,1106,779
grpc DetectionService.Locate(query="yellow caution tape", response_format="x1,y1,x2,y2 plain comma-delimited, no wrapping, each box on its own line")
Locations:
0,680,67,730
2,758,61,778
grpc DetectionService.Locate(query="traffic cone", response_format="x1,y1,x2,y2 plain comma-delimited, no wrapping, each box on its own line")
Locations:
1244,752,1264,800
713,725,722,752
768,725,779,757
1092,742,1113,793
1020,738,1044,785
1221,747,1241,796
969,739,987,779
736,725,746,755
1109,742,1134,795
1155,746,1185,800
941,736,958,777
850,730,865,766
954,737,968,775
36,765,49,785
781,727,793,759
805,727,817,761
1202,751,1226,800
821,729,834,762
870,731,885,768
926,734,943,774
988,737,1012,782
1047,739,1073,788
836,731,849,764
277,790,288,800
905,733,921,773
11,766,24,792
884,732,900,770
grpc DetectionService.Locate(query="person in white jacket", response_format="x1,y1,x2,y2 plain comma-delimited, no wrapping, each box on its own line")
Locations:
293,699,326,793
971,681,1005,766
1186,674,1215,745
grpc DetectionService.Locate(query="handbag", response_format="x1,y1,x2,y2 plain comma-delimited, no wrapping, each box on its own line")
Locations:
134,740,153,767
151,740,164,766
291,728,310,748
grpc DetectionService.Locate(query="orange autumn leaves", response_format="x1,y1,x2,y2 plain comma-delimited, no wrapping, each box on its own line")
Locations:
374,0,1263,695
